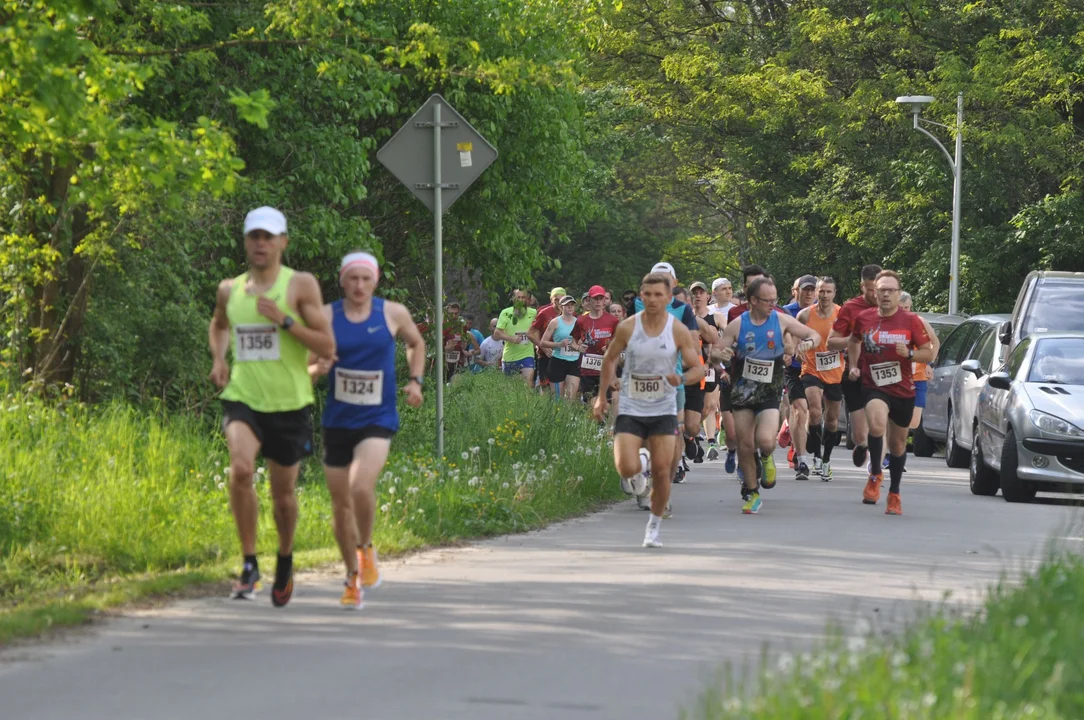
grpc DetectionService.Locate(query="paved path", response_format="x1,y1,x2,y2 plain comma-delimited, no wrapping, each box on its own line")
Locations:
2,451,1080,720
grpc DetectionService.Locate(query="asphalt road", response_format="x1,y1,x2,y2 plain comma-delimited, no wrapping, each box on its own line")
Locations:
2,450,1081,720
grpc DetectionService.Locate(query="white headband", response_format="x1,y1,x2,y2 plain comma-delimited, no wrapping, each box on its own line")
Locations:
340,252,380,281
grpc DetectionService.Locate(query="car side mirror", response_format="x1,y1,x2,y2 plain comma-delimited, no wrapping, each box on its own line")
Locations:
961,359,983,377
998,320,1012,346
987,371,1012,391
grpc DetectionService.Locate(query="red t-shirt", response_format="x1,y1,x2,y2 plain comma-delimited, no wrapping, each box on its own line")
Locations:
530,304,558,335
851,308,930,398
832,295,876,337
571,313,619,376
726,302,785,324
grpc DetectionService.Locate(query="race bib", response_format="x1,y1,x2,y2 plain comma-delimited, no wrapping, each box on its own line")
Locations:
234,325,280,362
743,357,774,384
581,354,604,372
815,351,842,372
629,373,665,401
705,366,716,382
871,361,902,387
335,368,384,406
515,331,529,345
445,351,461,364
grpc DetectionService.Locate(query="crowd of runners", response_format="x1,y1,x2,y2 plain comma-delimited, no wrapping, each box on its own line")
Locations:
209,206,941,609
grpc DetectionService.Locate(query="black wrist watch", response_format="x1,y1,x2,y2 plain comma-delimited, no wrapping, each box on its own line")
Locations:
409,376,424,387
281,316,295,331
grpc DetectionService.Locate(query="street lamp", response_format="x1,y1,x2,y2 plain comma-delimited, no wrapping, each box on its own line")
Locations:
895,93,964,315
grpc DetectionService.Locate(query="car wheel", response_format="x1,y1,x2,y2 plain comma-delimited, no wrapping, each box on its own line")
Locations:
912,423,935,458
945,414,970,468
1000,427,1036,503
969,427,999,496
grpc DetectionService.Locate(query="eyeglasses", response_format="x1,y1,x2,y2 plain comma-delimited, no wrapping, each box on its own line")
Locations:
877,288,901,294
754,296,778,304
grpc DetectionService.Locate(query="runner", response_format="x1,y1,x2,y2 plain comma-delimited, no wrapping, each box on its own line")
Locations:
464,313,485,372
690,281,728,462
476,318,504,371
593,272,703,547
717,277,820,514
572,285,619,401
309,252,426,609
208,207,335,605
493,289,539,386
540,294,584,401
708,277,736,316
847,271,934,515
442,301,479,384
633,263,702,492
797,277,844,481
608,303,626,320
782,275,818,480
898,292,940,431
528,287,567,395
827,264,881,467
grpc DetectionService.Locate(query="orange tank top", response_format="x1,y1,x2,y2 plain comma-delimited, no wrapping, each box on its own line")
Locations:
800,304,845,384
913,361,929,382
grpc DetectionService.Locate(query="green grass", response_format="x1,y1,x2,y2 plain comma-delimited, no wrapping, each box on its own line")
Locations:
686,549,1084,720
0,371,620,642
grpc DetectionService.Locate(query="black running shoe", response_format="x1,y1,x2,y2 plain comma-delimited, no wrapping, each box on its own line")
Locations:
796,462,810,481
684,436,697,460
693,440,705,464
232,564,261,600
271,553,294,608
852,444,868,468
673,467,686,484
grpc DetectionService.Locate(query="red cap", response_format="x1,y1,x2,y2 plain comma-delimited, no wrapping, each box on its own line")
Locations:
588,285,607,298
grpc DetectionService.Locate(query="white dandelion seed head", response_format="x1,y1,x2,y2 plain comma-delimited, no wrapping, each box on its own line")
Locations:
576,475,583,482
461,451,469,460
585,448,593,456
407,486,419,495
468,477,479,487
388,486,396,495
217,482,225,490
224,467,231,475
396,499,402,504
502,482,509,489
471,446,480,454
777,653,794,672
214,475,222,483
256,466,266,475
1015,614,1029,628
922,692,936,708
488,437,496,445
891,650,908,668
380,503,390,513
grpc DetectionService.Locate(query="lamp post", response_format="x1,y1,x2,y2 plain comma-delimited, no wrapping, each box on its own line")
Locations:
895,92,963,315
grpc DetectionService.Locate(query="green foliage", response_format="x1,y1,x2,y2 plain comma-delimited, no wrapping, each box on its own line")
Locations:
687,551,1084,719
0,372,619,631
591,0,1084,306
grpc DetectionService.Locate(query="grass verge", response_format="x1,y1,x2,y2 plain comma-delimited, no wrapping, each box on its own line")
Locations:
686,549,1084,719
0,371,620,643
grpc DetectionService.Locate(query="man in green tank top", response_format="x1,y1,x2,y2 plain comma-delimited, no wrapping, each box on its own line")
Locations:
208,206,335,606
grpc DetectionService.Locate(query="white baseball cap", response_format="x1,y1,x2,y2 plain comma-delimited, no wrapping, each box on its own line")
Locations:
243,206,287,236
712,277,732,291
651,261,676,276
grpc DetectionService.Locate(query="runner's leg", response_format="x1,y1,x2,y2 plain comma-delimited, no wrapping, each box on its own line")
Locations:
350,438,392,548
324,465,359,576
225,421,261,556
267,460,300,556
733,409,757,492
646,432,676,516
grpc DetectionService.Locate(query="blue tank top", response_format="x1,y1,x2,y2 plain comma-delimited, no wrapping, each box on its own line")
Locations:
322,298,400,431
552,315,579,361
736,310,785,361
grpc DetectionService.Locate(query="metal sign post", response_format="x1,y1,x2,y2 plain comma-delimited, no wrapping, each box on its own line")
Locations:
377,94,497,458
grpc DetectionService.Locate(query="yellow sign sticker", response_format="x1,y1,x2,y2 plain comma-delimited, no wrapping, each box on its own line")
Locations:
456,142,473,152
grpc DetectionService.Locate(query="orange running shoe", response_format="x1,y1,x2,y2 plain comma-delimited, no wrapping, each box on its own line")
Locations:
862,474,883,505
358,545,382,589
777,420,791,448
340,573,364,610
787,445,796,470
885,492,903,515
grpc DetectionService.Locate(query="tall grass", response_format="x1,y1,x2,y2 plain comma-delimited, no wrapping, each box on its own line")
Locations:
0,371,618,610
687,549,1084,719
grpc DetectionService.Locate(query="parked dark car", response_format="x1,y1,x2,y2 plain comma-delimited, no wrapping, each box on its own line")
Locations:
997,271,1084,358
913,314,1010,463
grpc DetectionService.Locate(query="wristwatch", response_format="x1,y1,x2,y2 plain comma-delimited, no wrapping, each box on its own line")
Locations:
908,349,915,359
281,316,295,331
409,376,424,387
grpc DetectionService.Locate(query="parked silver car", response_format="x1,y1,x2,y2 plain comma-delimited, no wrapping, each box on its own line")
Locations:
914,314,1010,465
970,333,1084,502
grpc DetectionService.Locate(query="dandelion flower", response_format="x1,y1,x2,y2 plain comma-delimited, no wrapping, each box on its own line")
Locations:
380,503,390,513
585,448,593,456
502,482,509,489
1015,614,1029,628
407,486,419,495
214,475,222,483
461,451,469,460
256,466,266,475
468,477,479,487
388,486,396,495
217,482,225,490
471,446,480,454
488,438,496,445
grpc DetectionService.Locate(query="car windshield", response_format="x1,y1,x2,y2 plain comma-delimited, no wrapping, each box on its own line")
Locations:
1028,338,1084,385
929,321,960,340
1021,282,1084,338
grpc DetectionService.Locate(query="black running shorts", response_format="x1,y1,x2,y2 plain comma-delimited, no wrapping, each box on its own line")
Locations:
784,366,806,403
862,388,916,429
683,383,705,414
222,401,313,467
614,414,680,439
801,374,844,403
841,376,866,413
322,426,396,468
547,356,581,383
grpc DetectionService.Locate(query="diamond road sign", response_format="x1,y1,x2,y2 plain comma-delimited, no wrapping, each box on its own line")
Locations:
376,94,498,214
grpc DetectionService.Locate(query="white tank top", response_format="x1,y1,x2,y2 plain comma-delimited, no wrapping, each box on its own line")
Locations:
620,313,678,417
